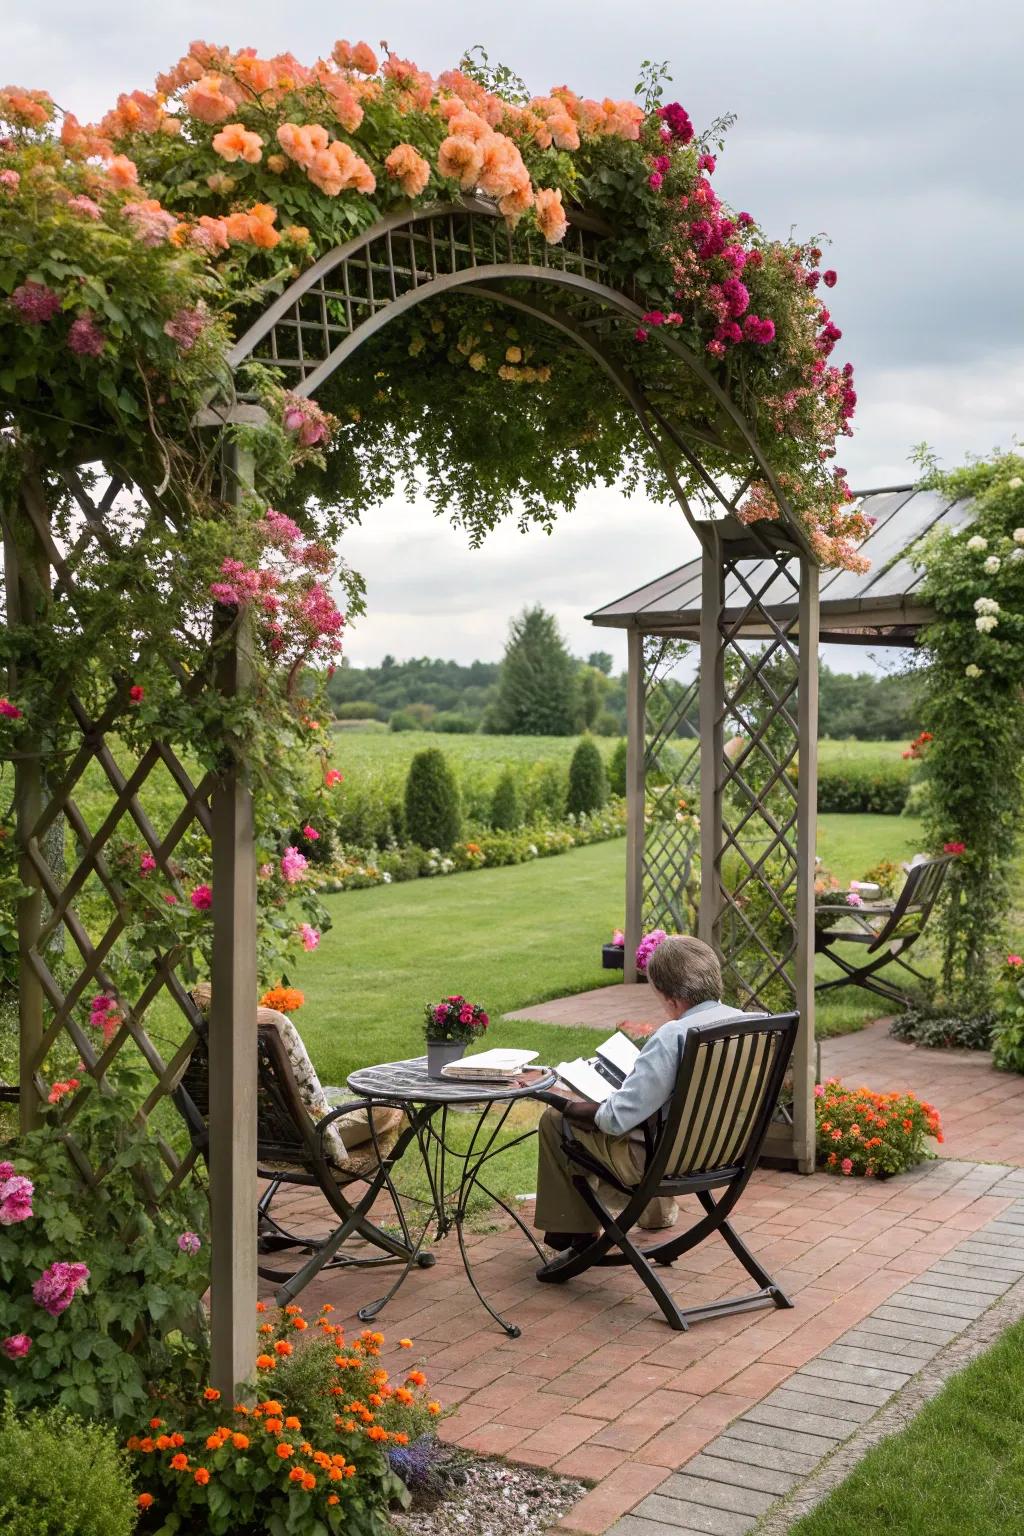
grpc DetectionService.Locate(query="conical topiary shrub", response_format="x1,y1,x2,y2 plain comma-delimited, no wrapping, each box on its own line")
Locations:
404,748,462,851
490,769,523,831
567,736,608,816
607,737,628,797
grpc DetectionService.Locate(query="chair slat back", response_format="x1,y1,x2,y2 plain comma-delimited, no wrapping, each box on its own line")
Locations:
660,1012,798,1182
175,1020,315,1171
869,853,953,950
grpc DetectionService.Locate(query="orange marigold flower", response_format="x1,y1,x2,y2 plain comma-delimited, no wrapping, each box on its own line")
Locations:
265,1418,284,1434
392,1431,409,1445
274,1339,293,1357
367,1426,388,1441
149,1417,164,1429
291,1317,308,1331
205,1433,223,1450
194,1467,210,1486
256,1355,276,1370
259,986,305,1013
261,1401,283,1414
259,1323,273,1334
320,1304,335,1314
344,1465,356,1478
232,1433,250,1450
302,1473,316,1491
170,1453,189,1471
284,1415,301,1430
170,1434,185,1448
328,1465,343,1481
204,1388,221,1402
155,1435,173,1451
394,1387,414,1406
276,1442,295,1459
137,1493,155,1510
428,1402,441,1415
300,1441,313,1455
406,1370,427,1387
138,1438,155,1454
256,1302,267,1313
288,1466,305,1484
328,1494,340,1506
284,1304,302,1316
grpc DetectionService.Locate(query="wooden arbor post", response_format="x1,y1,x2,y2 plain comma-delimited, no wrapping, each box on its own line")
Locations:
208,439,258,1395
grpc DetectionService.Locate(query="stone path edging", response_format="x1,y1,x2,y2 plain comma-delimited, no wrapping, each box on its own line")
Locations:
604,1167,1024,1536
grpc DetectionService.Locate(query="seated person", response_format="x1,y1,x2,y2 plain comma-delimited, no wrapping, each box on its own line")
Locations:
534,935,749,1254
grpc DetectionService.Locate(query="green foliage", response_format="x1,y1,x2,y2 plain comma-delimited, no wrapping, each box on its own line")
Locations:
0,1063,209,1426
816,760,914,814
817,665,923,740
489,608,579,736
432,713,476,734
913,453,1024,1003
0,1397,139,1536
334,700,383,721
388,710,418,733
490,769,523,831
607,738,628,798
992,957,1024,1073
890,1007,995,1051
567,736,609,816
403,750,462,851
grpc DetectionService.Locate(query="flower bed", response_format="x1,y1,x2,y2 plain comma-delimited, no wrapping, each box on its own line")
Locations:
814,1078,943,1177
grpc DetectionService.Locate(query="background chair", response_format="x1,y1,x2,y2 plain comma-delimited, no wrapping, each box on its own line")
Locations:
815,853,954,1007
537,1011,799,1331
174,997,433,1304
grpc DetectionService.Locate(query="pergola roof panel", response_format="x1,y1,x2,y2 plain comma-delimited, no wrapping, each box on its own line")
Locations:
588,486,972,642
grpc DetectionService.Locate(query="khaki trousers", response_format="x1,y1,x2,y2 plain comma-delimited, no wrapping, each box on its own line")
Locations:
533,1107,677,1235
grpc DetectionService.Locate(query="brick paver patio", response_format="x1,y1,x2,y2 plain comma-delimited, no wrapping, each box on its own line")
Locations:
270,1012,1024,1533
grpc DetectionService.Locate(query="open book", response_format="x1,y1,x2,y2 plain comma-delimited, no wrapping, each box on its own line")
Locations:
555,1031,641,1104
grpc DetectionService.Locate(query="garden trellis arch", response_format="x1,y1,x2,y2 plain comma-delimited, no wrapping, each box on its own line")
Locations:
7,194,818,1393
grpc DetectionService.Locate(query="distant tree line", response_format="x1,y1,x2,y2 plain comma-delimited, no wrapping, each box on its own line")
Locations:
325,606,923,741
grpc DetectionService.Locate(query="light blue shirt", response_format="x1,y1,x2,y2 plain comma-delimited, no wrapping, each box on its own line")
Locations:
593,1000,752,1137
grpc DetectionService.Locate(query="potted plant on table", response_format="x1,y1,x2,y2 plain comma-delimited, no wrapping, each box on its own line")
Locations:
423,995,489,1078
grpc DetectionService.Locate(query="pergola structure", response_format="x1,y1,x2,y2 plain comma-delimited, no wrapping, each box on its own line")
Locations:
6,198,868,1390
588,484,970,1159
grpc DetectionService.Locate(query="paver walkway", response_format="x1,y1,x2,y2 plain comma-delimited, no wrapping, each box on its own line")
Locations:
270,1003,1024,1533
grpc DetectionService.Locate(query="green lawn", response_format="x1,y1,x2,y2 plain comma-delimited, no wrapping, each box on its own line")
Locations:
292,814,928,1216
788,1318,1024,1536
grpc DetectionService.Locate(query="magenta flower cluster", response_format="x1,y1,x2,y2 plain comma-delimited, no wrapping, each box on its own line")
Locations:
280,845,308,884
162,305,208,351
89,993,120,1043
9,280,62,324
32,1260,90,1316
425,993,490,1043
0,1165,34,1226
67,313,105,357
177,1231,201,1255
635,928,669,972
657,102,694,143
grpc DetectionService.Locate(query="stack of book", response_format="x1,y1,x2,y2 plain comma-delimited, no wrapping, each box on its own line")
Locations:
439,1048,540,1082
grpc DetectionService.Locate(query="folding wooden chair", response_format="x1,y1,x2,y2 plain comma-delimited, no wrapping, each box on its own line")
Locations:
174,1011,433,1305
815,853,954,1007
536,1011,799,1331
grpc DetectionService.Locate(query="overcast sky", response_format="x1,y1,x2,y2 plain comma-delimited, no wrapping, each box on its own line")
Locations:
9,1,1023,670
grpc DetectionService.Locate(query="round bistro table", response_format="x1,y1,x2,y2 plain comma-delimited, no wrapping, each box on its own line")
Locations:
347,1055,557,1337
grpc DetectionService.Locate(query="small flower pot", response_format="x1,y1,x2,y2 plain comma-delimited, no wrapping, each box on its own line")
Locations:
426,1039,467,1079
602,943,625,971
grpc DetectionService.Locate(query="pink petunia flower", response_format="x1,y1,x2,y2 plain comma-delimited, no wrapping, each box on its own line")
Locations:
300,923,320,952
280,846,308,885
302,825,320,841
190,885,212,911
177,1232,201,1255
0,698,23,719
139,853,157,876
1,1334,32,1359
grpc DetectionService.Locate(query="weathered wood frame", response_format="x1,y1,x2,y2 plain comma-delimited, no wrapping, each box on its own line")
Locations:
5,196,820,1394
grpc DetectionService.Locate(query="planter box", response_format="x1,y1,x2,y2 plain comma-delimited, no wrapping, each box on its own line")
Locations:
602,943,625,970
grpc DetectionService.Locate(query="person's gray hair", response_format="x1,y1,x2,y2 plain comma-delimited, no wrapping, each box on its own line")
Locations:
645,935,722,1007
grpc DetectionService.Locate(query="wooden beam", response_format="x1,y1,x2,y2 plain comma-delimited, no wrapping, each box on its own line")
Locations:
208,442,259,1396
624,629,645,983
793,557,820,1173
698,535,724,950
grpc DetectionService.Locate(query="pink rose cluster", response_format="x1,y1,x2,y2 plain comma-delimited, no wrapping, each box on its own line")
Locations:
0,1165,34,1225
280,845,309,884
32,1260,90,1316
281,392,333,448
635,928,668,972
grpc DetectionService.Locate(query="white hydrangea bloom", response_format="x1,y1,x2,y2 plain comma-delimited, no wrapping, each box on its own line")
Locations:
1013,528,1024,544
974,596,1001,615
1009,477,1023,490
984,556,1001,573
967,535,988,551
965,664,983,678
1011,548,1024,563
976,614,999,633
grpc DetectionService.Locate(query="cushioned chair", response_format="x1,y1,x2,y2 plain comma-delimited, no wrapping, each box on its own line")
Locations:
815,853,954,1007
536,1011,799,1331
173,988,433,1304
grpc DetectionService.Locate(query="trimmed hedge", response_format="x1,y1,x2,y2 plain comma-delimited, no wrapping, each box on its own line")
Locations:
404,748,462,850
816,761,914,815
567,736,608,815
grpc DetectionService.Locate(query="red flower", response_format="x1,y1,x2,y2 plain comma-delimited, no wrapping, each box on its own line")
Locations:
943,841,966,855
129,685,145,703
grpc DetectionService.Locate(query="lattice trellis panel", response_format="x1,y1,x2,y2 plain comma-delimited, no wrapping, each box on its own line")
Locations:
641,636,701,936
229,200,633,394
710,553,802,1013
4,467,214,1197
